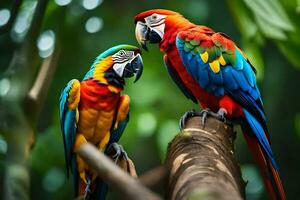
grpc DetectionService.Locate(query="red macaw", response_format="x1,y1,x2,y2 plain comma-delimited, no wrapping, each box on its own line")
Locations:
59,45,143,199
135,9,285,200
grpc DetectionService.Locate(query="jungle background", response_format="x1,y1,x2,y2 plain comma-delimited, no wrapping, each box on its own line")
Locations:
0,0,300,199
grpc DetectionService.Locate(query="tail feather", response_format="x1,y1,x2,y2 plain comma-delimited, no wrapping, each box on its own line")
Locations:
76,178,108,200
91,178,108,200
242,109,285,200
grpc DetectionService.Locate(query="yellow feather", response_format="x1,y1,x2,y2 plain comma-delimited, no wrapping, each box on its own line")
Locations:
93,56,114,84
68,80,80,109
218,55,226,66
76,109,79,123
209,60,220,73
200,51,209,63
108,85,122,93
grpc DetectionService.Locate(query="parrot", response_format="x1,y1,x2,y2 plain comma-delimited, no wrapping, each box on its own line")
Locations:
134,9,285,200
59,45,143,199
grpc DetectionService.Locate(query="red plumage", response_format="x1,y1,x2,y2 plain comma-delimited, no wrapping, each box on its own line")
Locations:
79,79,120,110
135,9,286,200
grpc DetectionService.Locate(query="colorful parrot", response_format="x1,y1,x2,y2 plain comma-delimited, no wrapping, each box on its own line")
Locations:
59,45,143,199
135,9,285,200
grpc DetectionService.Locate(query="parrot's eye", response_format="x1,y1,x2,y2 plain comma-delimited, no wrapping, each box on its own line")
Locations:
151,14,158,20
119,50,125,56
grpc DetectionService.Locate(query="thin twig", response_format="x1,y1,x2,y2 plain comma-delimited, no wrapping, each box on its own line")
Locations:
26,44,60,118
78,143,162,200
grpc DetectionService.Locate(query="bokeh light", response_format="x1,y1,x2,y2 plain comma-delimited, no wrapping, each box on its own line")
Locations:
85,16,103,33
242,164,264,200
0,78,10,96
42,167,65,192
137,113,157,137
11,1,37,42
0,9,10,26
37,30,56,58
55,0,72,6
82,0,103,10
0,136,7,154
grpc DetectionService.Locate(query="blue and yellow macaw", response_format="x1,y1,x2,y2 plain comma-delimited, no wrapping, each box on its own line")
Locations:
135,9,285,200
59,45,143,199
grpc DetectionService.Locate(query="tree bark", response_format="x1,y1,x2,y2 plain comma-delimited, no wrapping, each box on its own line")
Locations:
166,116,245,200
78,143,162,200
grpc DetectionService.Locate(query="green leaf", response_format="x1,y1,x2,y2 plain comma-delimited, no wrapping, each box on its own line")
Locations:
226,0,258,40
255,15,287,40
243,0,294,34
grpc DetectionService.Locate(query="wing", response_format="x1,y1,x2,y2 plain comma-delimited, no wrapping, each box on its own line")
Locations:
108,112,130,147
59,79,80,177
163,55,198,104
176,28,267,132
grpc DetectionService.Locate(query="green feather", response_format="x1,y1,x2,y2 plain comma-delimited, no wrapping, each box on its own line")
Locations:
184,42,194,51
190,40,199,46
207,46,221,62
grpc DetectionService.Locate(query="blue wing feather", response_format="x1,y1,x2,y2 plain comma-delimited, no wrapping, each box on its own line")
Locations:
176,34,267,131
198,67,209,88
59,79,79,177
107,112,130,147
234,50,244,70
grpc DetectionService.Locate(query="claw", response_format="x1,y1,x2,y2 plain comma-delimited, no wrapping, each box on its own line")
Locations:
83,177,91,200
200,108,228,127
179,108,229,130
179,109,202,130
106,142,129,163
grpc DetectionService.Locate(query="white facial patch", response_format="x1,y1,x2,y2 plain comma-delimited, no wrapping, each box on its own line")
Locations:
145,14,166,39
151,23,165,38
113,63,127,77
112,50,135,77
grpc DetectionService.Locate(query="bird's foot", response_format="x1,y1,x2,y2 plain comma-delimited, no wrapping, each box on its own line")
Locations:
179,108,229,130
83,177,92,200
179,109,202,130
202,108,227,122
106,142,129,163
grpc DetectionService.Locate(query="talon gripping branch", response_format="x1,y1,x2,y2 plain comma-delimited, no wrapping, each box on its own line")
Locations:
59,45,143,199
135,9,285,200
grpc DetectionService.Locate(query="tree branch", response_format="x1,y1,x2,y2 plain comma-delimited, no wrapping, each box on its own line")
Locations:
78,143,162,200
139,165,168,191
166,116,245,200
25,44,60,123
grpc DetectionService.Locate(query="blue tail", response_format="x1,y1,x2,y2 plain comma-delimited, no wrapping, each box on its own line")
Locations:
91,178,108,200
243,109,277,169
243,109,285,200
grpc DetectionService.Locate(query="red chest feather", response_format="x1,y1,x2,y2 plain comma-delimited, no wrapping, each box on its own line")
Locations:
79,79,120,110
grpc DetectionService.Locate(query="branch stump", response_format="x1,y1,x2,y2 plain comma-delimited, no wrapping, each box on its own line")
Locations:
166,116,245,200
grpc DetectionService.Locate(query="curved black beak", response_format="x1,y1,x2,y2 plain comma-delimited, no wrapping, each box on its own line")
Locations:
135,21,149,51
122,53,143,83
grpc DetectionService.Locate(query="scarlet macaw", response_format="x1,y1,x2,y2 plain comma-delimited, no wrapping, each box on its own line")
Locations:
135,9,285,200
59,45,143,199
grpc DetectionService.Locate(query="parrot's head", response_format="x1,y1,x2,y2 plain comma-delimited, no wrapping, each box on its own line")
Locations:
90,45,143,87
134,9,188,51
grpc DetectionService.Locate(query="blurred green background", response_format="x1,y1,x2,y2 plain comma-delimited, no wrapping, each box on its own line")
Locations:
0,0,300,199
